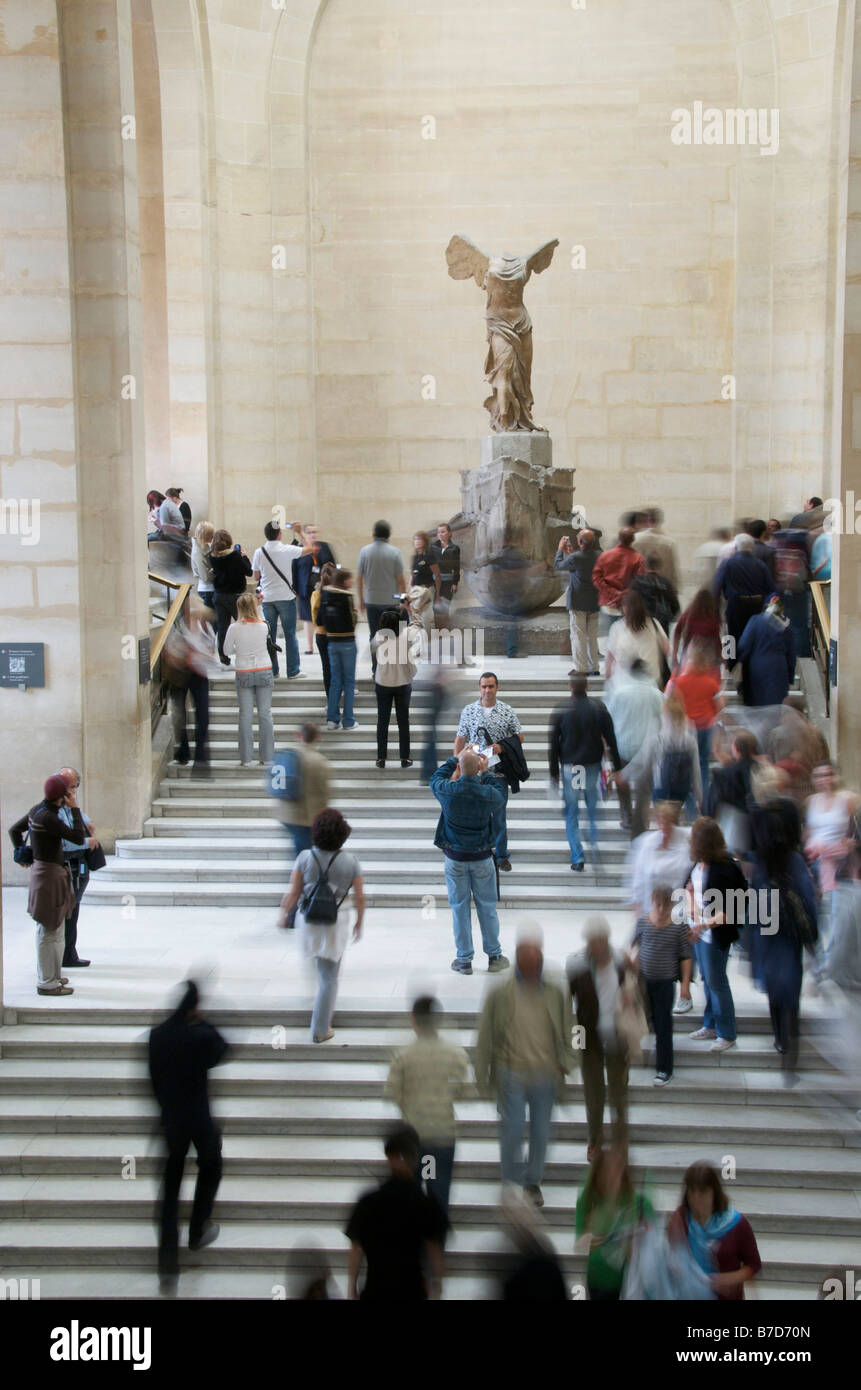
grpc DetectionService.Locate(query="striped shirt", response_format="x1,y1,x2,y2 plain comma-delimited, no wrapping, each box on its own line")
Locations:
632,915,691,982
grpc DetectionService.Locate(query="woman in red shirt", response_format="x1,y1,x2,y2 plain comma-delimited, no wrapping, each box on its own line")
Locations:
666,642,725,802
667,1162,761,1300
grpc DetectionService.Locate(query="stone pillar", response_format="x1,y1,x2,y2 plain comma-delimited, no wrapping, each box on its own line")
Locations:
59,0,152,845
832,4,861,789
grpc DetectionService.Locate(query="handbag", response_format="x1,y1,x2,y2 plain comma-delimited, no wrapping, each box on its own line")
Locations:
13,828,33,867
86,842,107,872
614,968,649,1064
778,877,818,951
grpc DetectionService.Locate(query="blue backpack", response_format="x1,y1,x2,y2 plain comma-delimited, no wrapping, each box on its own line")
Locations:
269,749,302,801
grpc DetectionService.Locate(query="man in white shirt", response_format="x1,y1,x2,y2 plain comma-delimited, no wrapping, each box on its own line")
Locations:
454,672,523,871
252,521,312,679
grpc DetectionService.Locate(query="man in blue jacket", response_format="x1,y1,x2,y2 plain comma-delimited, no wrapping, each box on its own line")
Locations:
430,750,510,976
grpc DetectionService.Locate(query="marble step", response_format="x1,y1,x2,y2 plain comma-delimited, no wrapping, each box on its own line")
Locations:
0,1095,853,1153
139,815,635,841
116,836,633,861
88,858,629,889
0,1217,850,1282
3,1264,815,1301
0,1174,857,1237
1,1128,855,1187
82,880,630,907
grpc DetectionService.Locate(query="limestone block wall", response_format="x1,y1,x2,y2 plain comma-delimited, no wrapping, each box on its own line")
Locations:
0,0,84,862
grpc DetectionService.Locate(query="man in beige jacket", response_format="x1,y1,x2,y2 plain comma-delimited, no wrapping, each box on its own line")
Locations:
271,721,332,859
474,932,575,1208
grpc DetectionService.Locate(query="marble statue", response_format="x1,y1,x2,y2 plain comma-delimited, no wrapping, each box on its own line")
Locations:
446,234,559,432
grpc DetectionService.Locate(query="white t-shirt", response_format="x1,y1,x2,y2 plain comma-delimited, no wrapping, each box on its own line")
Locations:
691,862,711,945
606,619,665,685
252,541,302,602
222,618,271,672
593,961,620,1046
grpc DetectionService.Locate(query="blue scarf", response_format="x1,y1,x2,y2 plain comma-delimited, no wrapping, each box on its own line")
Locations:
687,1206,741,1273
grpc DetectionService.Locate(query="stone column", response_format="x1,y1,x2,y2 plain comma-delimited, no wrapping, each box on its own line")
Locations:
59,0,152,845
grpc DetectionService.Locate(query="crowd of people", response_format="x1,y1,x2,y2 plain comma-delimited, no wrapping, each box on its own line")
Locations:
11,494,858,1300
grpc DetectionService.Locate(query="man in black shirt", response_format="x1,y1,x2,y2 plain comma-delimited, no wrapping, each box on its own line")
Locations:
148,981,228,1294
345,1126,446,1300
430,522,461,608
548,673,622,872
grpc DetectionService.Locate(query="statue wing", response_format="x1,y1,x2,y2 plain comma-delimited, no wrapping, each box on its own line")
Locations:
526,238,559,275
446,234,490,288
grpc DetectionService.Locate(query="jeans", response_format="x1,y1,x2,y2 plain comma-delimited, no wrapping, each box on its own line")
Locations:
562,761,600,866
375,681,411,761
491,773,509,859
263,598,300,677
213,593,238,661
646,977,676,1075
311,956,340,1040
694,937,736,1041
285,824,313,857
498,1066,556,1188
695,725,712,800
197,589,215,611
327,640,357,727
62,858,90,966
581,1043,628,1150
158,1121,222,1277
316,633,331,695
770,999,799,1075
235,671,274,764
171,671,210,767
421,1142,455,1221
443,854,501,961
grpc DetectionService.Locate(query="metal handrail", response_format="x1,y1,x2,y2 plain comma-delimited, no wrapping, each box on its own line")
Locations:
150,582,192,671
809,580,831,716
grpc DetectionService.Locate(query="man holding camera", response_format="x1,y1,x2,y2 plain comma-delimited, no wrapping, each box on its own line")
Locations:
453,673,523,872
430,749,510,975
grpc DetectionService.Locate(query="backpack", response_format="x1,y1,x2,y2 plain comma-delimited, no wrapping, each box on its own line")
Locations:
658,747,693,802
299,849,349,925
269,748,302,801
318,588,346,633
773,536,809,594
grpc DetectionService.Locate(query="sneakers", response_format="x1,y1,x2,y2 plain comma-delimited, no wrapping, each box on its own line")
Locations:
375,760,386,769
451,959,473,975
487,955,510,973
64,959,90,968
286,672,307,679
524,1184,544,1208
673,996,693,1014
342,721,360,730
653,1072,672,1087
325,721,340,731
401,759,414,769
37,985,74,995
188,1221,220,1252
710,1038,736,1053
689,1027,716,1040
570,862,585,872
498,858,512,872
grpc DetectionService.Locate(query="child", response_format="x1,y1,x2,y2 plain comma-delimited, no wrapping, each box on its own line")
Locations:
632,884,692,1086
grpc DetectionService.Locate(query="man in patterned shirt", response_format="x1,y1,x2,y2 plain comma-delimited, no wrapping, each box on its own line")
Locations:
453,672,523,871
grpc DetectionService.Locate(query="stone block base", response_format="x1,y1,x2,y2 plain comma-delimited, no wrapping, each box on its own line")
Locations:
456,605,571,657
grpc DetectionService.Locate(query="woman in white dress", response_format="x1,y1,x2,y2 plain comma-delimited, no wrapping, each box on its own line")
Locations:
604,589,668,689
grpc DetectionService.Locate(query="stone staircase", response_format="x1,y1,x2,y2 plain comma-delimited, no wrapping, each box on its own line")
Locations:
87,666,736,910
0,1004,857,1299
2,659,851,1300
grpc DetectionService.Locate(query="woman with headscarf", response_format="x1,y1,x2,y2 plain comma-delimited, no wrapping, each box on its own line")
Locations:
736,593,796,707
667,1162,761,1300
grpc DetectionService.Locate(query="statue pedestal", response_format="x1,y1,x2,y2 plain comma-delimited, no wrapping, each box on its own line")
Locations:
447,433,575,654
480,431,552,471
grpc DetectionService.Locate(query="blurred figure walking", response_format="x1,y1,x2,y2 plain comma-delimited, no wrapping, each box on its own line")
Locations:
148,981,228,1296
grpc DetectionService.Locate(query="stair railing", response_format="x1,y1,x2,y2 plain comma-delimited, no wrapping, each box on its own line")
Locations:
809,580,831,716
148,574,192,731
